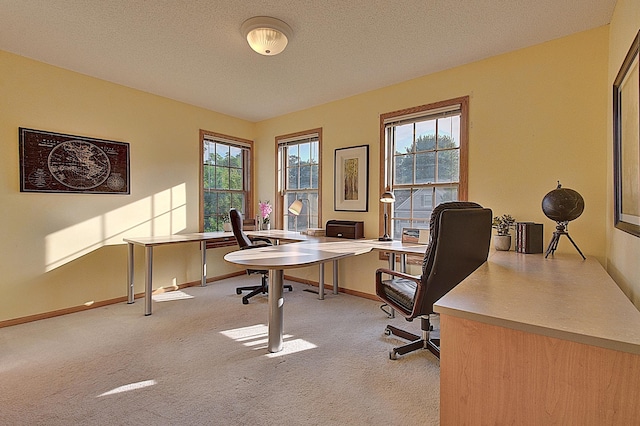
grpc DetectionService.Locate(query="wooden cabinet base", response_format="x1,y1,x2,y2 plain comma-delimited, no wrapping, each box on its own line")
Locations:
440,315,640,425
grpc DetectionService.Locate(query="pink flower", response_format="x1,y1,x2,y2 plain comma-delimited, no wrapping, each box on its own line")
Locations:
259,201,272,221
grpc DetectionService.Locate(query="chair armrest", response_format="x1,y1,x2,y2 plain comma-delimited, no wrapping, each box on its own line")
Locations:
375,268,420,283
249,236,273,245
375,268,423,318
240,243,268,250
240,238,272,250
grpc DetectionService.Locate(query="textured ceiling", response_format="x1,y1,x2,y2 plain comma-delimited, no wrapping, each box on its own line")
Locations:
0,0,616,122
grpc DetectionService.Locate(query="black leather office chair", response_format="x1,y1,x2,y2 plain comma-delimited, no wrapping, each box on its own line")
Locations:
229,208,292,304
375,201,492,359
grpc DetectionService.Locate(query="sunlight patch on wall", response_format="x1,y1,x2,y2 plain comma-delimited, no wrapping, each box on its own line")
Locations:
45,215,104,271
45,183,187,271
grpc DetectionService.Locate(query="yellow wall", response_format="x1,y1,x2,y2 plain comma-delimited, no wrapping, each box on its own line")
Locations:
0,22,618,323
256,27,609,295
607,0,640,308
0,51,253,322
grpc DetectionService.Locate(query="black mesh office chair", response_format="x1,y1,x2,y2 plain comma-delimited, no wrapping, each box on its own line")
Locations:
229,208,292,304
375,201,492,359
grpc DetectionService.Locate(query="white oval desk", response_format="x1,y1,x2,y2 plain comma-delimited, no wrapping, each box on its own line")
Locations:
224,237,426,353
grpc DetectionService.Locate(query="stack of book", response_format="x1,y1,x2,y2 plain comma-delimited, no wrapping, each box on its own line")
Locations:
515,222,544,254
305,228,326,236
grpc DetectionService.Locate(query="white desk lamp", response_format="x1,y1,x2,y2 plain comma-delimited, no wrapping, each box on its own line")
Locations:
288,199,310,233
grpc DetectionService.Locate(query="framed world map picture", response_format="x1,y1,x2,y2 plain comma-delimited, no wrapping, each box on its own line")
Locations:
19,128,130,194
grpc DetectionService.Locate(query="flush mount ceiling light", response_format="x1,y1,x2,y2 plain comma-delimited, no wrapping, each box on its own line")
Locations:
241,16,293,56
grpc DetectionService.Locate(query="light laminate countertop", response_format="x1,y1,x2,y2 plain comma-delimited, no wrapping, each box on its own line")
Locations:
434,251,640,355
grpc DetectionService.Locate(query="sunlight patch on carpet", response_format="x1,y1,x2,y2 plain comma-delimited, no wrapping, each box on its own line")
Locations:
264,339,317,358
97,379,157,397
152,290,194,302
220,324,317,356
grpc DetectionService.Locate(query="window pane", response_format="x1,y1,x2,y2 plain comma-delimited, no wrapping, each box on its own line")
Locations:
393,189,412,220
204,142,215,165
229,146,242,168
310,165,319,189
416,152,435,184
413,188,433,220
310,142,319,164
437,150,460,182
229,168,242,190
231,193,244,211
287,166,299,189
287,145,298,166
308,192,318,228
435,186,458,205
394,123,413,154
216,144,229,166
203,165,214,189
438,116,460,149
299,143,310,164
285,192,298,231
415,120,436,151
203,192,217,229
299,165,312,189
413,219,430,230
214,166,229,189
218,192,230,214
392,219,411,240
394,153,414,184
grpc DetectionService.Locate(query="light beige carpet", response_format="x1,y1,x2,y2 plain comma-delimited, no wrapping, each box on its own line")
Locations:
0,276,440,425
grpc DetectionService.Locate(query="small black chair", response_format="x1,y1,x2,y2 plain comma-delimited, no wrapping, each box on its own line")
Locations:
229,208,292,304
375,201,492,359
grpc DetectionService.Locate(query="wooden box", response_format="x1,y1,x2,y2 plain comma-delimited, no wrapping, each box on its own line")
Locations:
325,220,364,239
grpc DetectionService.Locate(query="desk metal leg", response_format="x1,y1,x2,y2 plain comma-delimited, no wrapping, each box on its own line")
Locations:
318,263,325,300
333,260,338,295
268,269,284,353
387,253,396,319
200,241,207,286
127,243,135,304
388,253,396,270
144,246,153,316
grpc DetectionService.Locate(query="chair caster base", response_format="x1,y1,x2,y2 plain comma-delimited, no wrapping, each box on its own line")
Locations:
237,284,293,304
384,324,440,360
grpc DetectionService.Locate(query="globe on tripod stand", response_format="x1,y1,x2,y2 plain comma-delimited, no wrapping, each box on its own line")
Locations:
541,181,585,259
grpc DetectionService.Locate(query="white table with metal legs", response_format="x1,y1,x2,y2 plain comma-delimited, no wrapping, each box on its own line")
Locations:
124,232,232,315
224,239,426,352
224,240,370,352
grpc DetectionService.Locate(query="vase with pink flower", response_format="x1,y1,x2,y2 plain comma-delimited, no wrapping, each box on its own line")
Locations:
259,201,272,230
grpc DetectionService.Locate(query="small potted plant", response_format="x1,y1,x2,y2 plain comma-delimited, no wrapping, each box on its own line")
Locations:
221,212,232,232
259,201,272,230
492,214,515,251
